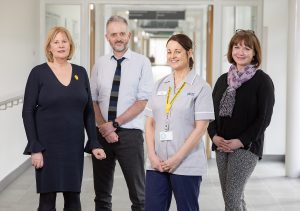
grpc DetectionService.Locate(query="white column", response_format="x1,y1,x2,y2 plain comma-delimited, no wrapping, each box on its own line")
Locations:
286,0,300,177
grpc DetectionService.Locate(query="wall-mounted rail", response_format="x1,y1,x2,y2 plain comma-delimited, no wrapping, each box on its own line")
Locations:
0,96,23,111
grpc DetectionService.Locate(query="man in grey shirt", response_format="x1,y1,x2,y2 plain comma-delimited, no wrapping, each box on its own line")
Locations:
90,15,153,211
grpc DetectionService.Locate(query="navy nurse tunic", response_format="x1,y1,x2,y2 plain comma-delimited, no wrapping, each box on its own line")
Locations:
22,63,100,193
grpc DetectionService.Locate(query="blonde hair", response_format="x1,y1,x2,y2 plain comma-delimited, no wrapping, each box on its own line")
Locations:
44,26,75,62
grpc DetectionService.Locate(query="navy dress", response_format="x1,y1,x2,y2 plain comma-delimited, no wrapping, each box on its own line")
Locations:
22,63,101,193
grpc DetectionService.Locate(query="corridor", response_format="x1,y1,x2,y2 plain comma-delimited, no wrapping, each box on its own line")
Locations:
0,157,299,211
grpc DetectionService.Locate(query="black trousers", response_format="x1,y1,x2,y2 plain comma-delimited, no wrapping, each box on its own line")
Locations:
37,192,81,211
92,128,145,211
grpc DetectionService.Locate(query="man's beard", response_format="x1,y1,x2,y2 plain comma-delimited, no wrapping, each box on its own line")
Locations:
112,42,128,52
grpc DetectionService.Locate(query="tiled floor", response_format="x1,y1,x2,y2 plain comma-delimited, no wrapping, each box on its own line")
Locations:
0,156,299,211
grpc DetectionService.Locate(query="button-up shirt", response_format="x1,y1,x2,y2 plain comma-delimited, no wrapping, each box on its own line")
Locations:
90,49,154,130
145,70,214,175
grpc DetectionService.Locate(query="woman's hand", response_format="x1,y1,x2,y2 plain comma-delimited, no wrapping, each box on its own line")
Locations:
161,154,182,173
213,135,233,152
226,139,244,150
148,153,163,172
212,135,225,147
92,148,106,160
31,152,43,169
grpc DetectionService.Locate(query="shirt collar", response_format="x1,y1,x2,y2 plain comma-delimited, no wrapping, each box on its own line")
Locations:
184,69,197,85
162,69,197,85
109,48,132,61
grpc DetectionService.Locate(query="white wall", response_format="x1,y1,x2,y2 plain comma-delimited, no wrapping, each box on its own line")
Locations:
0,0,40,98
262,0,288,155
0,0,40,181
0,106,28,181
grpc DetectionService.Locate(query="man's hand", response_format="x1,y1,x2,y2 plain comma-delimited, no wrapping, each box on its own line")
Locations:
104,131,119,143
98,122,116,137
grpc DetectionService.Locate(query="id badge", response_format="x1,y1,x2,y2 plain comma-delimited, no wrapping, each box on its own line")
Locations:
160,131,173,141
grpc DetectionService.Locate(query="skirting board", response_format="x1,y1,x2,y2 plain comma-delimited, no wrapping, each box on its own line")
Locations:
262,154,285,162
0,158,31,193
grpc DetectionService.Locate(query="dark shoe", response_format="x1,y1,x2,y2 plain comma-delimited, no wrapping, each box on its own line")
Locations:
37,209,56,211
63,208,81,211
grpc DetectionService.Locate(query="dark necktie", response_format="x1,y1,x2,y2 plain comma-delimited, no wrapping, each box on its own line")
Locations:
108,56,125,121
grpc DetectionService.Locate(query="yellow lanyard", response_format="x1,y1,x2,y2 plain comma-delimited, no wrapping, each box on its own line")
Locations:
165,82,186,114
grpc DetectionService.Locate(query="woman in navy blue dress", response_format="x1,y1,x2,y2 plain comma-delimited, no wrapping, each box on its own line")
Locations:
22,26,106,211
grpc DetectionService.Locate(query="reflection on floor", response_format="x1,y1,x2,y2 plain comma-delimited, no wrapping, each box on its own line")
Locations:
0,157,299,211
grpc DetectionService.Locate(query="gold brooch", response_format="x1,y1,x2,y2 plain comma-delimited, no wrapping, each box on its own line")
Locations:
74,74,79,80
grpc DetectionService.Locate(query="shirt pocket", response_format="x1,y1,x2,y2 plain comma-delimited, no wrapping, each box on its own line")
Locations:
176,92,195,122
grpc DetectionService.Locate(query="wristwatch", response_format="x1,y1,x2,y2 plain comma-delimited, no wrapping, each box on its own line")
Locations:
112,120,120,129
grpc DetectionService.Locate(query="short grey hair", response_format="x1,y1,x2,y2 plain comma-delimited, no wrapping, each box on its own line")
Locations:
106,15,128,28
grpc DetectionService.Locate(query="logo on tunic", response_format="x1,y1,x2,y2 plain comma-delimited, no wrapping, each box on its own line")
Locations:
74,74,79,80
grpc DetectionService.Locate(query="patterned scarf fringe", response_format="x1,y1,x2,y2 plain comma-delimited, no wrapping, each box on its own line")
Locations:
219,87,236,117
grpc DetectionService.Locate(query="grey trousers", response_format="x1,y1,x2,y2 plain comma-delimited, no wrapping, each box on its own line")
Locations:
92,128,145,211
216,149,258,211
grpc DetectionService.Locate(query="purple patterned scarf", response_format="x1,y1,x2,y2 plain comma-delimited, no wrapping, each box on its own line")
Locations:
219,64,257,117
